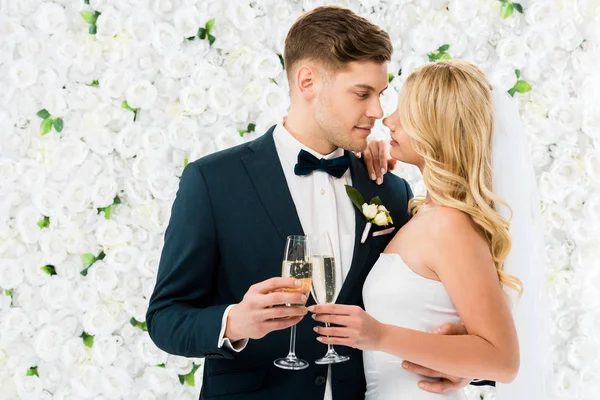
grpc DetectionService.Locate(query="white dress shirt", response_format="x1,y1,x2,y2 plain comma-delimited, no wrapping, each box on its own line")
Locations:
218,123,357,400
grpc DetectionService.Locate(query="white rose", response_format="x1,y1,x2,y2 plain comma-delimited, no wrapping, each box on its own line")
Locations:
34,2,67,35
8,59,37,89
53,308,80,340
166,356,194,375
143,366,180,395
39,230,67,265
495,36,526,68
152,22,182,54
554,366,579,397
213,130,244,152
62,180,91,213
91,335,120,366
0,259,24,289
260,83,289,113
124,296,149,323
105,247,139,274
373,211,389,226
15,205,42,244
362,204,378,219
191,62,227,89
526,1,559,29
102,69,135,99
16,34,44,62
14,374,43,399
51,33,79,67
252,52,283,80
83,304,117,336
95,220,133,247
448,0,478,22
137,335,169,366
582,106,600,138
180,86,208,115
100,366,135,399
142,127,167,155
40,277,72,310
161,51,194,79
408,23,443,55
72,284,100,311
143,278,157,300
173,6,202,38
1,308,32,342
90,175,119,209
96,7,123,38
124,178,152,205
168,118,199,150
487,64,518,92
241,78,266,106
147,170,179,201
83,128,114,156
126,11,155,45
114,124,142,159
37,362,64,393
70,365,102,399
208,83,239,116
227,1,257,29
61,337,90,367
125,80,158,110
137,251,160,278
34,325,63,362
90,263,119,294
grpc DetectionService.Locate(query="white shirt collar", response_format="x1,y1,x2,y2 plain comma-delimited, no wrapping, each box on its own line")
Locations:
273,123,346,168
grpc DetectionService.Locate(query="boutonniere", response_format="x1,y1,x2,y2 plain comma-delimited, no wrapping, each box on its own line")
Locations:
345,185,394,243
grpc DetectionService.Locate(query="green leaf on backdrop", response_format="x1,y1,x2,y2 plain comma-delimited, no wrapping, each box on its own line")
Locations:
53,118,64,132
206,18,216,34
40,117,53,135
388,73,394,83
208,34,216,46
37,216,50,229
513,3,524,13
81,332,94,348
80,10,97,24
37,109,50,119
514,80,532,93
41,265,57,276
26,367,39,377
198,27,207,40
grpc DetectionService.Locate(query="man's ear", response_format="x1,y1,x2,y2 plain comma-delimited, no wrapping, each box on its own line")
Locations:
296,65,317,100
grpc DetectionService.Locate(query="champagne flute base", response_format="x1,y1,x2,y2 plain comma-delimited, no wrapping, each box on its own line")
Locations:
315,350,349,365
274,357,309,370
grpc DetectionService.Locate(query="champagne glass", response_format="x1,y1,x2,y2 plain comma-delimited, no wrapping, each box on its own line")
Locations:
274,235,313,370
310,233,349,365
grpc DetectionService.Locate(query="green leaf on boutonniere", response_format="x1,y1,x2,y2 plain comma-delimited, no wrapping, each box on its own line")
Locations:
369,197,382,206
40,117,53,135
26,367,39,377
53,118,64,133
37,216,50,229
41,265,57,276
37,109,50,119
345,185,366,210
81,332,94,348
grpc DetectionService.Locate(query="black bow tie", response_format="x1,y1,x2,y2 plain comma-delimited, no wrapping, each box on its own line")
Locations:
294,149,350,178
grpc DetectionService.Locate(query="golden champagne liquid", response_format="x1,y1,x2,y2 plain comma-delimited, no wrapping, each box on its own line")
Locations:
310,256,336,304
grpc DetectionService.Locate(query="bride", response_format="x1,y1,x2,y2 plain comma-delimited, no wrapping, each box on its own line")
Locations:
309,60,548,399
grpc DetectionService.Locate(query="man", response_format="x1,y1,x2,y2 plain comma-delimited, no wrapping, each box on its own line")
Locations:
146,6,480,399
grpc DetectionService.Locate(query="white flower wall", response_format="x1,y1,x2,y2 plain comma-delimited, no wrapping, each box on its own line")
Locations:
0,0,598,399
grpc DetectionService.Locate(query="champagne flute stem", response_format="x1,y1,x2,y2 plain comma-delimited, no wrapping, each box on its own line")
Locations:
287,324,297,359
325,322,335,354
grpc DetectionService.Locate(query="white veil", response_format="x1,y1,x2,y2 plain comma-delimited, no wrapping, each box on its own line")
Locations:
490,87,551,399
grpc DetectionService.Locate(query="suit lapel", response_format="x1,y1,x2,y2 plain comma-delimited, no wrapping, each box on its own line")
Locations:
336,152,375,305
242,126,304,244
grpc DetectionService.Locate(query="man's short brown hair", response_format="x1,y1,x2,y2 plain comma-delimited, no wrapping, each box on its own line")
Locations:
283,6,393,81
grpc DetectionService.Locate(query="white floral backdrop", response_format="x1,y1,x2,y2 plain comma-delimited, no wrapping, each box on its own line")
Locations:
0,0,598,399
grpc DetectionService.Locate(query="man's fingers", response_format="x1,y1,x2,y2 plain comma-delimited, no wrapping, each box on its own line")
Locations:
251,277,301,294
402,361,448,379
418,379,457,394
387,158,397,171
261,306,307,321
264,316,304,332
261,292,307,308
433,322,468,335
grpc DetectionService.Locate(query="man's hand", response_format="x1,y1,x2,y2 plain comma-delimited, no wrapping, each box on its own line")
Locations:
403,323,472,393
356,139,397,185
225,278,309,342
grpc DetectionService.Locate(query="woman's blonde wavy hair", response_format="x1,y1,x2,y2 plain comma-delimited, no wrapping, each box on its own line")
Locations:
399,60,523,296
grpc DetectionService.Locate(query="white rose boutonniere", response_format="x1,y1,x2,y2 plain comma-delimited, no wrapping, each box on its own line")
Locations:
345,185,394,243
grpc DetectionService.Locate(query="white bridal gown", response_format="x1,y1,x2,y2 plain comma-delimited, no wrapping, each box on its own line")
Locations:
362,253,468,400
